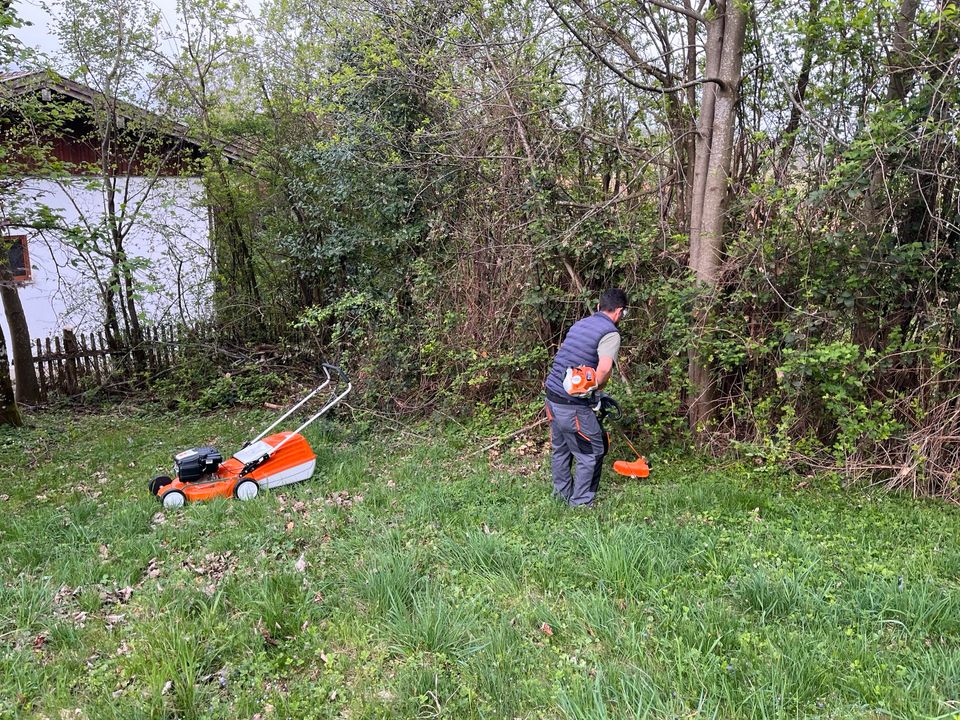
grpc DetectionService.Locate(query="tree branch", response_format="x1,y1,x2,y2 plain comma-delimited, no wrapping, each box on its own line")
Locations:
570,0,670,84
645,0,707,24
546,0,726,93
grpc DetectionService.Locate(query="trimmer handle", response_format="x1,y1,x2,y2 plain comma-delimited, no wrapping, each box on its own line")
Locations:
322,363,349,384
595,392,623,421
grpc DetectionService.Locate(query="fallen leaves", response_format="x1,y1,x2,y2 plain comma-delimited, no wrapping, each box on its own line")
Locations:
200,667,229,689
257,620,279,647
104,614,126,629
539,622,554,637
101,586,133,605
53,584,81,609
325,490,363,508
182,551,235,582
111,677,134,698
144,558,162,578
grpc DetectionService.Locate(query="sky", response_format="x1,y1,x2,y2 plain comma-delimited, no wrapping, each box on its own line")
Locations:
13,0,179,61
12,0,62,58
11,0,261,63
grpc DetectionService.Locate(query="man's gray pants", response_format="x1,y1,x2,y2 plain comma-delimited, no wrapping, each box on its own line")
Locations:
546,399,608,506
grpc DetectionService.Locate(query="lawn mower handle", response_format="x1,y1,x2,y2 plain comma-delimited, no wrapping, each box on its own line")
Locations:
264,365,352,457
322,363,349,385
249,363,349,446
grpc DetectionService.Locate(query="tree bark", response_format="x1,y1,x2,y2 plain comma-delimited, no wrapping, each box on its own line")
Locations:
687,5,725,268
0,320,22,427
777,0,820,174
696,2,748,283
0,276,39,404
687,0,750,434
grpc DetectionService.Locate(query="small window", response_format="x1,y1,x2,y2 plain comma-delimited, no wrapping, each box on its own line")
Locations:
3,235,31,282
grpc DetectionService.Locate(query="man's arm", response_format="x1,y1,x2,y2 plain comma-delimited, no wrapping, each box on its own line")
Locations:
596,355,615,388
595,332,621,388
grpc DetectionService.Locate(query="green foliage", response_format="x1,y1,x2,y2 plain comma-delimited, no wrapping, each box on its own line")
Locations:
151,348,290,413
773,341,901,455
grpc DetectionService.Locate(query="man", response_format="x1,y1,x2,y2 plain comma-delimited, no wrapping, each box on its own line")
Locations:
544,288,628,507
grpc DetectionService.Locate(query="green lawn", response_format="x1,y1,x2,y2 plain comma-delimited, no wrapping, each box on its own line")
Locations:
2,410,960,719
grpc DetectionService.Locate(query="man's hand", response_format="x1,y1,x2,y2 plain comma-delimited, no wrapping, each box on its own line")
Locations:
592,391,622,420
596,355,614,388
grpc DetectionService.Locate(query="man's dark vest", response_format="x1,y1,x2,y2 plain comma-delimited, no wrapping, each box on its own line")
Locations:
544,312,619,405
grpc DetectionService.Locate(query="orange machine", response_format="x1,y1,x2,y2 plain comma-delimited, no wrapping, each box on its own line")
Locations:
149,364,351,509
594,393,652,479
563,365,599,397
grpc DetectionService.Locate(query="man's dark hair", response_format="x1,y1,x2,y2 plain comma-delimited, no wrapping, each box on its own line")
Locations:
599,288,628,312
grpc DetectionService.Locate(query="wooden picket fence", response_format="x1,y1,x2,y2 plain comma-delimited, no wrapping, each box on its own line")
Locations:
29,317,317,399
31,324,188,398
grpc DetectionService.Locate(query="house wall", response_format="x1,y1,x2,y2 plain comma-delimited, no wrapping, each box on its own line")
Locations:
1,175,213,362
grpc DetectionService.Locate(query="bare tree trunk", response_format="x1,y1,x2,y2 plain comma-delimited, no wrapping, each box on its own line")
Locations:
0,275,39,404
687,7,725,266
0,321,22,427
103,173,145,368
696,4,748,283
117,240,144,344
886,0,921,104
102,260,123,351
687,0,750,434
684,6,699,219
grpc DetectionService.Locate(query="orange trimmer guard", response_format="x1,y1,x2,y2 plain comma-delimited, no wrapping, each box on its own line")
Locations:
613,456,650,478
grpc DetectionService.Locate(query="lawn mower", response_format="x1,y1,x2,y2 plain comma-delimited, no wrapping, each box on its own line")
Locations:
149,364,352,509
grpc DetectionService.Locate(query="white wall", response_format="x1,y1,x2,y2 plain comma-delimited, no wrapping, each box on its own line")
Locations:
2,175,213,360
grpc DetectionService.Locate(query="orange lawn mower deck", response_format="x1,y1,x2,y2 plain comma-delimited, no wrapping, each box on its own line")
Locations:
149,364,351,509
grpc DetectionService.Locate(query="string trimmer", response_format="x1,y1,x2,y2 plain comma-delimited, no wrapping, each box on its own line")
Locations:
595,393,651,478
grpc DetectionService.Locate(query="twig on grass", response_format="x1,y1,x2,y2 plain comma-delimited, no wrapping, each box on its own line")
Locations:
347,405,434,442
468,417,549,458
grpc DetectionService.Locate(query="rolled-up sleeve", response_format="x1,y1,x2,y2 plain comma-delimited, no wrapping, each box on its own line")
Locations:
597,331,620,362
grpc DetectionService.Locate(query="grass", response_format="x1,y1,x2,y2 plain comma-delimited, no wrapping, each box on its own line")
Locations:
2,409,960,718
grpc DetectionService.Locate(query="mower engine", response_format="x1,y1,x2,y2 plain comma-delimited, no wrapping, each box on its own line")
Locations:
173,446,224,482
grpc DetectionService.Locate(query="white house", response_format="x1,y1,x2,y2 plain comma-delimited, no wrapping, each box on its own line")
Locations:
0,71,248,362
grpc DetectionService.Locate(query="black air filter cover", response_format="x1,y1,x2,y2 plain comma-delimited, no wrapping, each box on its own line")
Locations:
174,446,224,482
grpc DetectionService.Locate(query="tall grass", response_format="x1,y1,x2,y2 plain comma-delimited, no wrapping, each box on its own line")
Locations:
386,589,475,656
3,411,960,718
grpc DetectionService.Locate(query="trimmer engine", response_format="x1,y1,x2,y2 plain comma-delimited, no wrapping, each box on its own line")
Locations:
173,446,224,482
